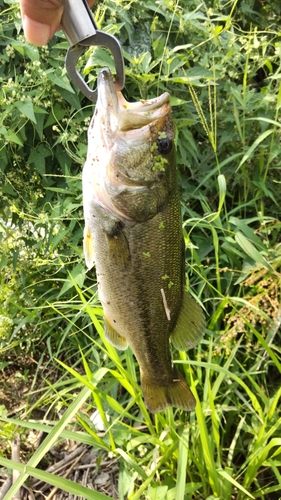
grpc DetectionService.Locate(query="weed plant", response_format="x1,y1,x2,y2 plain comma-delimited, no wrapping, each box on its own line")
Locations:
0,0,281,498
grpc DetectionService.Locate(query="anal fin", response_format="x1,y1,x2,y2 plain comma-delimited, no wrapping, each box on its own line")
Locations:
104,316,128,350
170,292,205,351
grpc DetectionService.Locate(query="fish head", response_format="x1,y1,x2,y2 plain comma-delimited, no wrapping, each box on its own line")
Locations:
84,67,175,221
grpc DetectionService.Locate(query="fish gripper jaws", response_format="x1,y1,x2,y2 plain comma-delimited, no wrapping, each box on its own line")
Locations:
61,0,125,102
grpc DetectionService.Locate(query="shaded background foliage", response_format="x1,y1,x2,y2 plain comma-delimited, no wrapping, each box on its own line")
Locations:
0,0,281,498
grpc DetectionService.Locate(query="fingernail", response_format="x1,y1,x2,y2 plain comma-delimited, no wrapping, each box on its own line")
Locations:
22,16,52,46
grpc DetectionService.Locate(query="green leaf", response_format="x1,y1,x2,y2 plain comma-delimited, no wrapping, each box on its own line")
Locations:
58,264,86,297
217,469,254,499
0,416,110,449
147,485,168,500
116,448,148,480
45,68,75,93
2,183,17,196
14,98,37,124
85,47,116,74
0,385,92,500
175,426,189,500
229,217,266,250
235,231,273,271
58,88,82,109
170,97,187,106
0,458,114,500
28,143,52,175
190,378,220,495
217,174,226,213
0,126,23,146
252,180,278,204
24,44,40,62
44,103,66,128
238,129,273,169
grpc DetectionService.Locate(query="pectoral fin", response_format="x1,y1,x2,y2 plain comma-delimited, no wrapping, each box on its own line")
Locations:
105,230,131,269
170,292,205,351
104,317,128,350
83,225,95,270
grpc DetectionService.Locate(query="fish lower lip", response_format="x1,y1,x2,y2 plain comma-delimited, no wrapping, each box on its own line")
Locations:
97,67,115,86
96,67,119,117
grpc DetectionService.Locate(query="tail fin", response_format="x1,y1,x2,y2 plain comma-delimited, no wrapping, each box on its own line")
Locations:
141,369,196,413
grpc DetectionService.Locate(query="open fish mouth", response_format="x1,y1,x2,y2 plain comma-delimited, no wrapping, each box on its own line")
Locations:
96,67,171,134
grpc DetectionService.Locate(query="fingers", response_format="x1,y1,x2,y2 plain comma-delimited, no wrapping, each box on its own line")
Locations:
20,0,64,45
20,0,97,46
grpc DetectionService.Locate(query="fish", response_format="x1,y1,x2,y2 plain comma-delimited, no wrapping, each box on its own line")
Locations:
82,67,205,413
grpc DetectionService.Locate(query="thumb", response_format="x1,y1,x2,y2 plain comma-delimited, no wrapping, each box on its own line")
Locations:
20,0,65,46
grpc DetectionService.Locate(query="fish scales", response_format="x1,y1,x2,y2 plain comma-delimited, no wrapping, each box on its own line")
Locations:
83,68,205,413
93,193,182,380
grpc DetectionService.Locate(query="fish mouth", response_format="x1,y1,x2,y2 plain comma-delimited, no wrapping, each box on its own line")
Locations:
96,67,171,135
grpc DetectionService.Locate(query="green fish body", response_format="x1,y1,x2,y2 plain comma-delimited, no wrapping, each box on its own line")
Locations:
83,68,205,413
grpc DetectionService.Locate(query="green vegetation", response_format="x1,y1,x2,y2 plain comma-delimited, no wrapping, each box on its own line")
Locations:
0,0,280,498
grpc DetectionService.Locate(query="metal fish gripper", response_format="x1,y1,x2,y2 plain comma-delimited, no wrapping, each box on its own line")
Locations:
61,0,125,102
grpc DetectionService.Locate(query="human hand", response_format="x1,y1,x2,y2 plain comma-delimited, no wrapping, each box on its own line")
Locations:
20,0,96,46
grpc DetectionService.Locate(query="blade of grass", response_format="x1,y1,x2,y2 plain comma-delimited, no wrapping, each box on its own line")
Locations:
217,174,226,214
243,438,281,490
237,129,273,170
175,425,189,500
178,360,264,420
235,231,273,272
217,469,254,499
0,384,92,500
0,416,110,450
130,440,180,500
242,318,281,373
0,458,114,500
190,373,220,496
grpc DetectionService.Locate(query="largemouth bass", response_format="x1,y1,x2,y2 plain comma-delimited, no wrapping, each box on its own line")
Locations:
83,68,205,413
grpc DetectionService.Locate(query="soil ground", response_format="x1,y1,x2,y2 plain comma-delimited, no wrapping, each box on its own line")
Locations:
0,356,119,499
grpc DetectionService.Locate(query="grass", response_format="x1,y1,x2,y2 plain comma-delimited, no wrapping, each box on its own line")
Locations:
1,0,281,498
1,267,280,498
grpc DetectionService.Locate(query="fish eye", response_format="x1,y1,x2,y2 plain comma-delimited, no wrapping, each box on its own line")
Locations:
157,138,173,155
